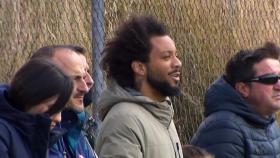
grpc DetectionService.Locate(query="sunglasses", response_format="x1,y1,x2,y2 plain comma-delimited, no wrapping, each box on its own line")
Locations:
246,74,280,85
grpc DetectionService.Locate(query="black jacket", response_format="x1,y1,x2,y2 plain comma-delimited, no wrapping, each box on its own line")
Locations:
191,76,280,158
0,84,51,158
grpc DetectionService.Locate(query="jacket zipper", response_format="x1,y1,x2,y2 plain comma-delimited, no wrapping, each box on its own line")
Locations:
266,125,276,158
63,151,67,158
167,104,181,158
176,142,181,158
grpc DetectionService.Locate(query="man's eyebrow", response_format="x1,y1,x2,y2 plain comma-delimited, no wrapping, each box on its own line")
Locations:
162,50,175,54
69,75,83,80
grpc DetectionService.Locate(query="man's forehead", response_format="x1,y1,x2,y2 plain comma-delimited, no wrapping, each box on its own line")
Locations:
51,49,85,76
254,58,280,75
79,54,90,69
150,36,176,53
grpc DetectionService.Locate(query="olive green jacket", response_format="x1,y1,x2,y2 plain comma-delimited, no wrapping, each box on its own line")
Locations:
95,80,183,158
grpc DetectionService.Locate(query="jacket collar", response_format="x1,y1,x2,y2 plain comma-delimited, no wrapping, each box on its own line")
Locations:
98,80,174,128
204,76,275,127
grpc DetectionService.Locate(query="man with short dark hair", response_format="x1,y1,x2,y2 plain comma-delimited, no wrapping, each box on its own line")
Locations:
95,15,183,158
191,42,280,158
31,45,97,158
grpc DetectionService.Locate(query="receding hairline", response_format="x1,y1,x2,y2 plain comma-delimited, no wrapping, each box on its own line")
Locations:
50,48,86,61
31,45,86,60
51,48,85,71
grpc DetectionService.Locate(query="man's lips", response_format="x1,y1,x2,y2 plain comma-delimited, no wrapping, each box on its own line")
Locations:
273,94,280,99
169,71,180,81
73,94,84,99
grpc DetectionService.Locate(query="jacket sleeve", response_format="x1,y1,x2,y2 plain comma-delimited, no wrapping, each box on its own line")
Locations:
0,141,9,158
78,134,98,158
0,124,10,158
190,118,244,158
95,114,143,158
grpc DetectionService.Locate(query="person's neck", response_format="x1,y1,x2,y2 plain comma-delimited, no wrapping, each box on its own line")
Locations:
246,101,271,119
139,83,166,102
258,111,271,119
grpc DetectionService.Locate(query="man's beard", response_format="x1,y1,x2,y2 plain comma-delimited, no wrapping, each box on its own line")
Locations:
147,70,180,97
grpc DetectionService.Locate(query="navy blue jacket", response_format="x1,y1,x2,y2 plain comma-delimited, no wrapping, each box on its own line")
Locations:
0,84,51,158
191,76,280,158
48,110,97,158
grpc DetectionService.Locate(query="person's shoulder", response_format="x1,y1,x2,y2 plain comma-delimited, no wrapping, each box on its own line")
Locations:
191,111,244,150
0,118,14,134
106,102,148,120
197,111,242,133
112,101,145,110
0,118,15,146
99,102,147,135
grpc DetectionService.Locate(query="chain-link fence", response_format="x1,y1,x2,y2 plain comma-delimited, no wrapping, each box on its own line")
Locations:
0,0,92,82
2,0,280,144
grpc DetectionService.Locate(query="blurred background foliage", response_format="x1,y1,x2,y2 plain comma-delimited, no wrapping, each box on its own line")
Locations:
2,0,280,144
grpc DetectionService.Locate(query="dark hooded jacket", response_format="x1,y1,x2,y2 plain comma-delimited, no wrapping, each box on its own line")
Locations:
48,110,97,158
0,84,51,158
191,76,280,158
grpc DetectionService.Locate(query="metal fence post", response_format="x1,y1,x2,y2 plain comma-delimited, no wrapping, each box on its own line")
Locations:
92,0,104,115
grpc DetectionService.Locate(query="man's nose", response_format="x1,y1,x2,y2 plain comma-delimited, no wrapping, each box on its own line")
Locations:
274,79,280,90
78,79,90,93
172,56,182,69
85,73,94,89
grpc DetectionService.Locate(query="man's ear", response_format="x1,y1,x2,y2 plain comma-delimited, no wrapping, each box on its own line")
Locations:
235,82,250,97
131,61,146,76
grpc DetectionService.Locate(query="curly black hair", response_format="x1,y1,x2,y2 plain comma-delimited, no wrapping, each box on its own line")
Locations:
102,15,168,88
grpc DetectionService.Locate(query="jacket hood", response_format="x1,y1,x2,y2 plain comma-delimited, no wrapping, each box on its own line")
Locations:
0,84,51,155
49,109,84,147
204,76,274,126
97,80,174,127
